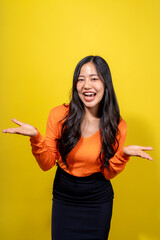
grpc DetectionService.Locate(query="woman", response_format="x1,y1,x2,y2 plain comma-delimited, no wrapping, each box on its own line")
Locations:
3,56,153,240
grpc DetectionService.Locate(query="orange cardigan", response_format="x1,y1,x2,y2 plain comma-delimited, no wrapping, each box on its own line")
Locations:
30,104,130,180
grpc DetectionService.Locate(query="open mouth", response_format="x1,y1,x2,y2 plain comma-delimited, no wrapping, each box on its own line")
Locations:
83,92,97,102
83,92,96,97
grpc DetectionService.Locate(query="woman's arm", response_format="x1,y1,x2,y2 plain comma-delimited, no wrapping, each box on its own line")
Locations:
2,105,67,171
101,119,130,179
30,108,61,171
2,115,58,171
101,119,153,180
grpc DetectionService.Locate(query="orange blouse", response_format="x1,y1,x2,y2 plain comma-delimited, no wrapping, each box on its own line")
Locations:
30,104,130,180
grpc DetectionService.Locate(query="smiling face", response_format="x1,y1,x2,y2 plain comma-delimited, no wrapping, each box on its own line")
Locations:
76,62,105,114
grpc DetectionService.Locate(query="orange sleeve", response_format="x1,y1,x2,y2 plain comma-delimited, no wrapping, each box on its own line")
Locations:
30,105,67,171
101,119,130,180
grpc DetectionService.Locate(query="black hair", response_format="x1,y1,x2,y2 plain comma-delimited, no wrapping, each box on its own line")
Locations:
57,55,120,169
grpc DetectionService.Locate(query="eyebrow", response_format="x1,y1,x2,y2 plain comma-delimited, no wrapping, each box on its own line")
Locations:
78,74,98,77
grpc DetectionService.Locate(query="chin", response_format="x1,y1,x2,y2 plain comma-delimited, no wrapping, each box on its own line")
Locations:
83,101,99,109
79,96,101,109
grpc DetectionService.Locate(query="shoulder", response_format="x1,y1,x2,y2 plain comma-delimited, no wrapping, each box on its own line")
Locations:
116,118,128,141
118,118,127,131
114,118,128,149
49,103,70,122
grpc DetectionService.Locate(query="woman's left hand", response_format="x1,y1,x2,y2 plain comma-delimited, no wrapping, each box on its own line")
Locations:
123,145,153,161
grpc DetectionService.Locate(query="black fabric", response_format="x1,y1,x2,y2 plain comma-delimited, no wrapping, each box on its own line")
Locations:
52,163,114,240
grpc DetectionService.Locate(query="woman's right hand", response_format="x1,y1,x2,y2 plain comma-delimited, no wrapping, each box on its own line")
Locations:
2,118,38,137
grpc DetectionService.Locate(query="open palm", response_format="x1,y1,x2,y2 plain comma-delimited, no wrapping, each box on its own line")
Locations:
123,145,153,161
2,119,37,137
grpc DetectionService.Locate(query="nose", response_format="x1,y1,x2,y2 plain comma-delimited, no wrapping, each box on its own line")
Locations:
83,79,92,89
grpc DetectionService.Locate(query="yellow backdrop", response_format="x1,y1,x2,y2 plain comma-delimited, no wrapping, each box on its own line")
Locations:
1,0,160,239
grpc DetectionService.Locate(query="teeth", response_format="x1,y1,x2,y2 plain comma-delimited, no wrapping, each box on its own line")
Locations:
84,93,95,96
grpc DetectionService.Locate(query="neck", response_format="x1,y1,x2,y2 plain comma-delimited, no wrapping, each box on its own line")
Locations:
83,106,100,122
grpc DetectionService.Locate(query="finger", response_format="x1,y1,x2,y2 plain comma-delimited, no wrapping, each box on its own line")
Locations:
12,118,23,126
2,127,20,134
143,154,153,161
138,151,153,161
137,146,153,151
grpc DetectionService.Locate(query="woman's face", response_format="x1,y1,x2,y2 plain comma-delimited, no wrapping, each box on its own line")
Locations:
76,62,105,113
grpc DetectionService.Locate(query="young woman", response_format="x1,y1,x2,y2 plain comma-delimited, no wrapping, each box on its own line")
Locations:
3,56,153,240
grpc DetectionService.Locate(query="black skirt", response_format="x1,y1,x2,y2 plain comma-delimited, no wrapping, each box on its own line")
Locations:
52,163,114,240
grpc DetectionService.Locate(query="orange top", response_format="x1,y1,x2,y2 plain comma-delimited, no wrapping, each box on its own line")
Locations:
30,104,130,180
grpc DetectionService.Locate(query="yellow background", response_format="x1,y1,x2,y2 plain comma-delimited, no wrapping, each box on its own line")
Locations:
1,0,160,239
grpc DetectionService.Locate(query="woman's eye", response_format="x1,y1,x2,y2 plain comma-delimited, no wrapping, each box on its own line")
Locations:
78,79,84,81
92,78,98,81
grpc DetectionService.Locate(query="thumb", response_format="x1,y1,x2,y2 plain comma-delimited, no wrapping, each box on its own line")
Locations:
12,118,23,126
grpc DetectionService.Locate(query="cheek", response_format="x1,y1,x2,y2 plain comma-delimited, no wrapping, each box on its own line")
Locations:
76,83,82,93
98,86,105,100
96,83,105,94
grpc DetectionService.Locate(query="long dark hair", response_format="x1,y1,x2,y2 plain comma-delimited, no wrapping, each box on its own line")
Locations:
57,55,120,169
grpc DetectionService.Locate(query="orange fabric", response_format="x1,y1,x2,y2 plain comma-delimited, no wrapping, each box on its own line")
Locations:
30,104,130,180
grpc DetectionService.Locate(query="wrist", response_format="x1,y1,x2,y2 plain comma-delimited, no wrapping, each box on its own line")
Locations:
31,128,38,136
123,146,131,157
